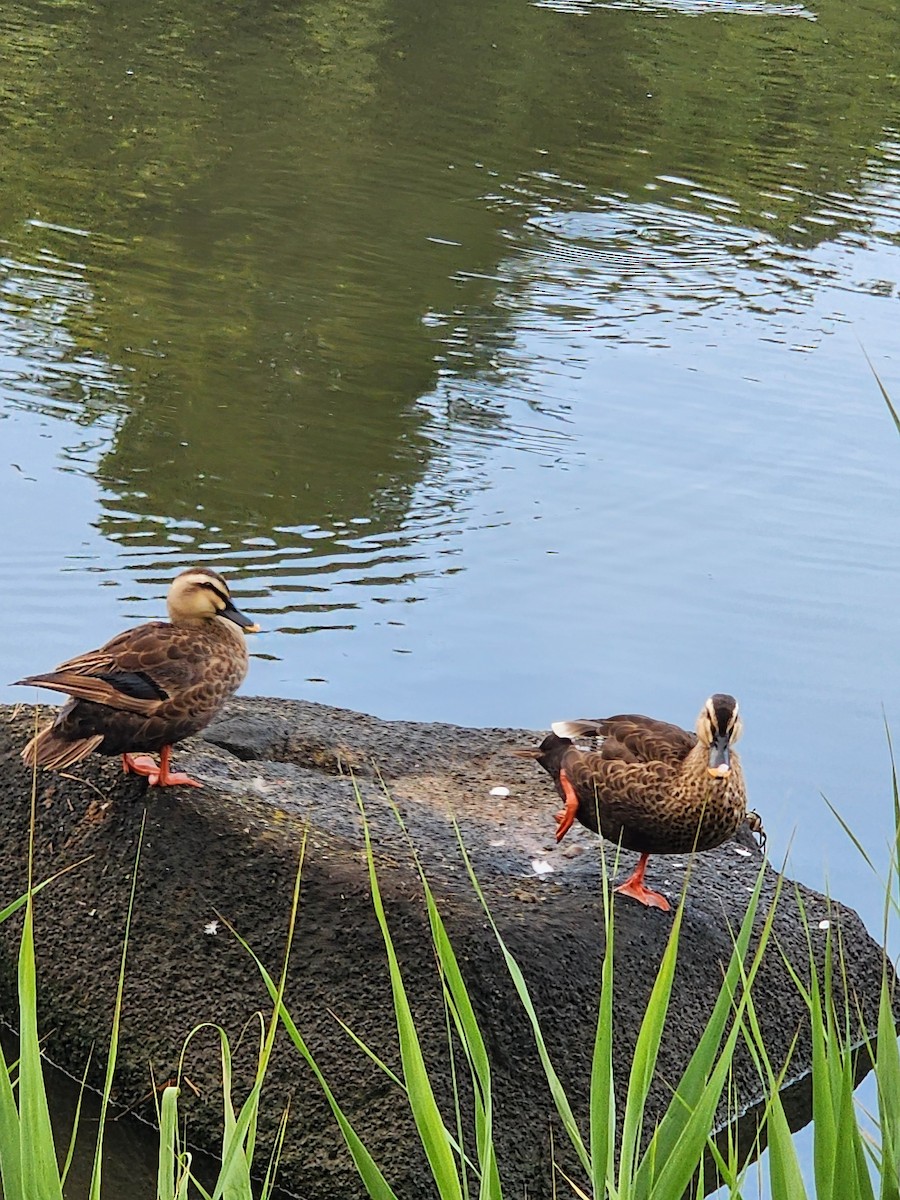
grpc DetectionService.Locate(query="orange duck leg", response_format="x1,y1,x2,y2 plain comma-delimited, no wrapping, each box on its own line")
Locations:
554,767,580,842
614,853,670,912
122,745,201,788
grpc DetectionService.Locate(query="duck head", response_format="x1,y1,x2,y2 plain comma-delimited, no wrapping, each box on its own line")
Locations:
168,567,260,632
697,693,741,778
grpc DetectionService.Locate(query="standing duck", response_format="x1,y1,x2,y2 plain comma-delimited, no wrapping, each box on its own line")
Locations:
514,694,763,911
13,567,259,787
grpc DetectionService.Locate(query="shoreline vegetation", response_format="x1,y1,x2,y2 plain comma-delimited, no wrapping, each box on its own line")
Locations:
0,756,898,1200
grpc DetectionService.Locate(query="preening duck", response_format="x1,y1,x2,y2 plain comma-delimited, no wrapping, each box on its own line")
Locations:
14,567,259,787
515,694,764,911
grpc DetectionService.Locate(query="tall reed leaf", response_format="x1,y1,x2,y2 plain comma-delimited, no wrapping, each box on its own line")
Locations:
209,831,309,1199
229,838,400,1200
738,983,807,1200
617,898,685,1196
454,824,591,1176
420,876,501,1198
356,790,463,1200
589,856,616,1198
158,1083,184,1200
214,1024,256,1200
17,897,63,1200
765,1086,810,1200
378,782,501,1200
637,865,769,1193
18,759,63,1200
243,946,400,1200
88,810,146,1200
861,344,900,437
876,972,900,1200
0,1033,23,1200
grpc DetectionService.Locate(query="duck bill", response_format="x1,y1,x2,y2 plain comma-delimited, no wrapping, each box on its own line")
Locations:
707,735,731,778
221,599,261,634
511,746,544,760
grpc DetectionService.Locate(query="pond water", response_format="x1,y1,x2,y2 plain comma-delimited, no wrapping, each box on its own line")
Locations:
1,0,899,1194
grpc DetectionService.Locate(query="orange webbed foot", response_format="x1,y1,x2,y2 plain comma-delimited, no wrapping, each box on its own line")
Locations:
122,748,202,788
614,877,671,912
613,853,670,912
123,753,158,778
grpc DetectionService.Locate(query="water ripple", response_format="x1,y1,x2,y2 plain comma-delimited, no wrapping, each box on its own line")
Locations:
534,0,817,16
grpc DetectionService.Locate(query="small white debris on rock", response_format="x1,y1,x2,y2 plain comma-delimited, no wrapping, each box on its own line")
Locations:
489,786,510,798
733,846,751,857
531,858,553,876
818,919,830,931
204,920,220,936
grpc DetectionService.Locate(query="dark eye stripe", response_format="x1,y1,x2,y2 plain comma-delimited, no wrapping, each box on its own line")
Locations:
198,580,230,605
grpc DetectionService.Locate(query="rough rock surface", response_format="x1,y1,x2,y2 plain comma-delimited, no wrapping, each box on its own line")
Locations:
0,698,888,1197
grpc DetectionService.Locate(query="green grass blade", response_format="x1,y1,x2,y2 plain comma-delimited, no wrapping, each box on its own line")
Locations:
837,1051,875,1200
0,858,90,927
88,810,146,1200
158,1085,181,1200
374,773,501,1199
876,973,900,1200
822,794,879,875
233,929,400,1199
860,343,900,436
642,1016,743,1200
425,897,500,1199
765,1085,810,1200
808,938,836,1200
618,897,685,1195
632,877,772,1200
18,766,64,1200
220,827,400,1200
59,1055,93,1187
17,896,63,1199
357,791,463,1200
213,1026,254,1199
0,789,91,1198
636,864,768,1196
737,984,807,1200
258,1102,291,1200
589,869,615,1197
330,1011,405,1089
648,869,786,1200
883,718,900,921
454,823,591,1176
212,834,310,1200
0,1050,22,1200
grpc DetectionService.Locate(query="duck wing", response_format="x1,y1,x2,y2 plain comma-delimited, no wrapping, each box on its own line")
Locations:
14,622,195,715
554,714,696,766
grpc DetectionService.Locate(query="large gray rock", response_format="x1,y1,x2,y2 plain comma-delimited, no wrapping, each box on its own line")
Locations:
0,698,887,1197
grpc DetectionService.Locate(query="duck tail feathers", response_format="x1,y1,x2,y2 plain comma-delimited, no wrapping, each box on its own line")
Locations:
22,723,103,771
551,719,605,741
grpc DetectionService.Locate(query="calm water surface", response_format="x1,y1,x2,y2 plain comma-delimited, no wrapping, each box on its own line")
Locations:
1,0,899,1193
